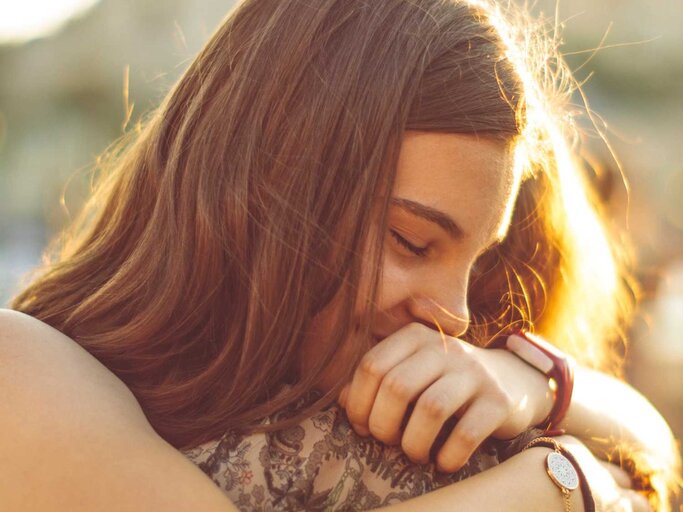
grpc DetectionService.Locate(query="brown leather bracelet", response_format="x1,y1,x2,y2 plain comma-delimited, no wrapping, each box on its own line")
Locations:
491,330,575,430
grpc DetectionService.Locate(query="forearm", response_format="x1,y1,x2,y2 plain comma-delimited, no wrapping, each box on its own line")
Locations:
375,447,584,512
548,365,683,511
556,365,678,471
491,338,677,467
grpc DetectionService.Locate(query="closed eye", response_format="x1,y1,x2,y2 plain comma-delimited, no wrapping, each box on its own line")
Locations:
389,230,428,257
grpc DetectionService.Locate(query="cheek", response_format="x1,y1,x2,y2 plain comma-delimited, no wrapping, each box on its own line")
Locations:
377,256,413,310
353,227,421,330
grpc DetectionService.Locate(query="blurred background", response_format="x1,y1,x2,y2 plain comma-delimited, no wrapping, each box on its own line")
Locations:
0,0,681,505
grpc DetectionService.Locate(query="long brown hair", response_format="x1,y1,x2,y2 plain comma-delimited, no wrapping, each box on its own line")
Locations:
10,0,634,453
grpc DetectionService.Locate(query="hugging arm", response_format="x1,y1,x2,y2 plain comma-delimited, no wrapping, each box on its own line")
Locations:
493,343,680,502
0,309,239,512
381,441,588,511
0,310,652,511
382,435,650,512
554,364,681,502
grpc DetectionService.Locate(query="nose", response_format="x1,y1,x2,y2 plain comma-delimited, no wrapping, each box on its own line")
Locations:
407,271,470,339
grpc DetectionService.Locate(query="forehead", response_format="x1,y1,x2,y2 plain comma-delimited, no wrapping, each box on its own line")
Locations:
393,130,519,243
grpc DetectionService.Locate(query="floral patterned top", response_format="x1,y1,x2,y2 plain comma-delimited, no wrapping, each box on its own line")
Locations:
180,390,543,511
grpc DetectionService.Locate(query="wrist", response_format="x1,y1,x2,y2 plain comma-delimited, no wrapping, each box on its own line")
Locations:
528,360,555,429
523,446,587,512
491,331,575,431
486,346,554,437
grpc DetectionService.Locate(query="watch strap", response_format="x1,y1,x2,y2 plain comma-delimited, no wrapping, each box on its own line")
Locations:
491,330,575,430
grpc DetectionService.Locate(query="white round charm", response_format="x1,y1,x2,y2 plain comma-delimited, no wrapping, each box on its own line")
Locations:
546,451,579,490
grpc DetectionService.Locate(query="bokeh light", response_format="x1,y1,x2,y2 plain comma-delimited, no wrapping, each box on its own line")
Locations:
0,0,101,44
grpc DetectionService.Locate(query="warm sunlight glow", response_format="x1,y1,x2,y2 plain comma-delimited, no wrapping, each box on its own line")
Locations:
0,0,100,44
579,369,681,509
467,0,622,361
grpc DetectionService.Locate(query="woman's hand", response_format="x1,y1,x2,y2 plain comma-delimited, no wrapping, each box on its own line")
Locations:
338,322,554,472
549,435,653,512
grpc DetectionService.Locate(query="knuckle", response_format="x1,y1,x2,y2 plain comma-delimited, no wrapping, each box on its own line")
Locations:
417,390,451,419
452,426,480,451
358,354,384,379
382,373,412,401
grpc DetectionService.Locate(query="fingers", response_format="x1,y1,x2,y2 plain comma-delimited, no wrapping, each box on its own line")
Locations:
367,349,446,445
399,372,479,464
344,324,512,470
599,460,632,489
600,462,654,512
344,325,428,435
433,394,511,472
614,489,653,512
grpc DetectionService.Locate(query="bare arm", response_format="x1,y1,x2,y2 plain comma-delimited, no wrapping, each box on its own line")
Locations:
480,340,680,512
558,365,680,502
0,310,647,511
0,308,238,512
561,365,677,462
473,339,679,473
382,445,585,512
385,434,651,512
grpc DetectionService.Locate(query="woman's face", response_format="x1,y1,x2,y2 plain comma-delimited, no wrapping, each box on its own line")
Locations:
302,130,521,392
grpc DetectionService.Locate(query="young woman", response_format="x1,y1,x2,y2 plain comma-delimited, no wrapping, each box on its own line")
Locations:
2,0,679,510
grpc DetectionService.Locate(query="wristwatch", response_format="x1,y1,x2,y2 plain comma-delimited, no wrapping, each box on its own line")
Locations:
522,436,595,512
490,330,575,430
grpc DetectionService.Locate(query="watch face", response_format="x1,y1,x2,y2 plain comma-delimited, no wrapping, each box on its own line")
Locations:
546,452,579,490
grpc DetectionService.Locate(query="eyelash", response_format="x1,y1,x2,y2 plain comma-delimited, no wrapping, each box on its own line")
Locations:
389,230,429,257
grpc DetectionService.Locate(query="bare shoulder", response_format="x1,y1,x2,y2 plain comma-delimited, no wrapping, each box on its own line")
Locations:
0,308,146,425
0,308,237,511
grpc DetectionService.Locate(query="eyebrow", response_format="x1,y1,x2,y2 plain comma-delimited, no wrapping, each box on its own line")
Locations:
390,196,505,249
